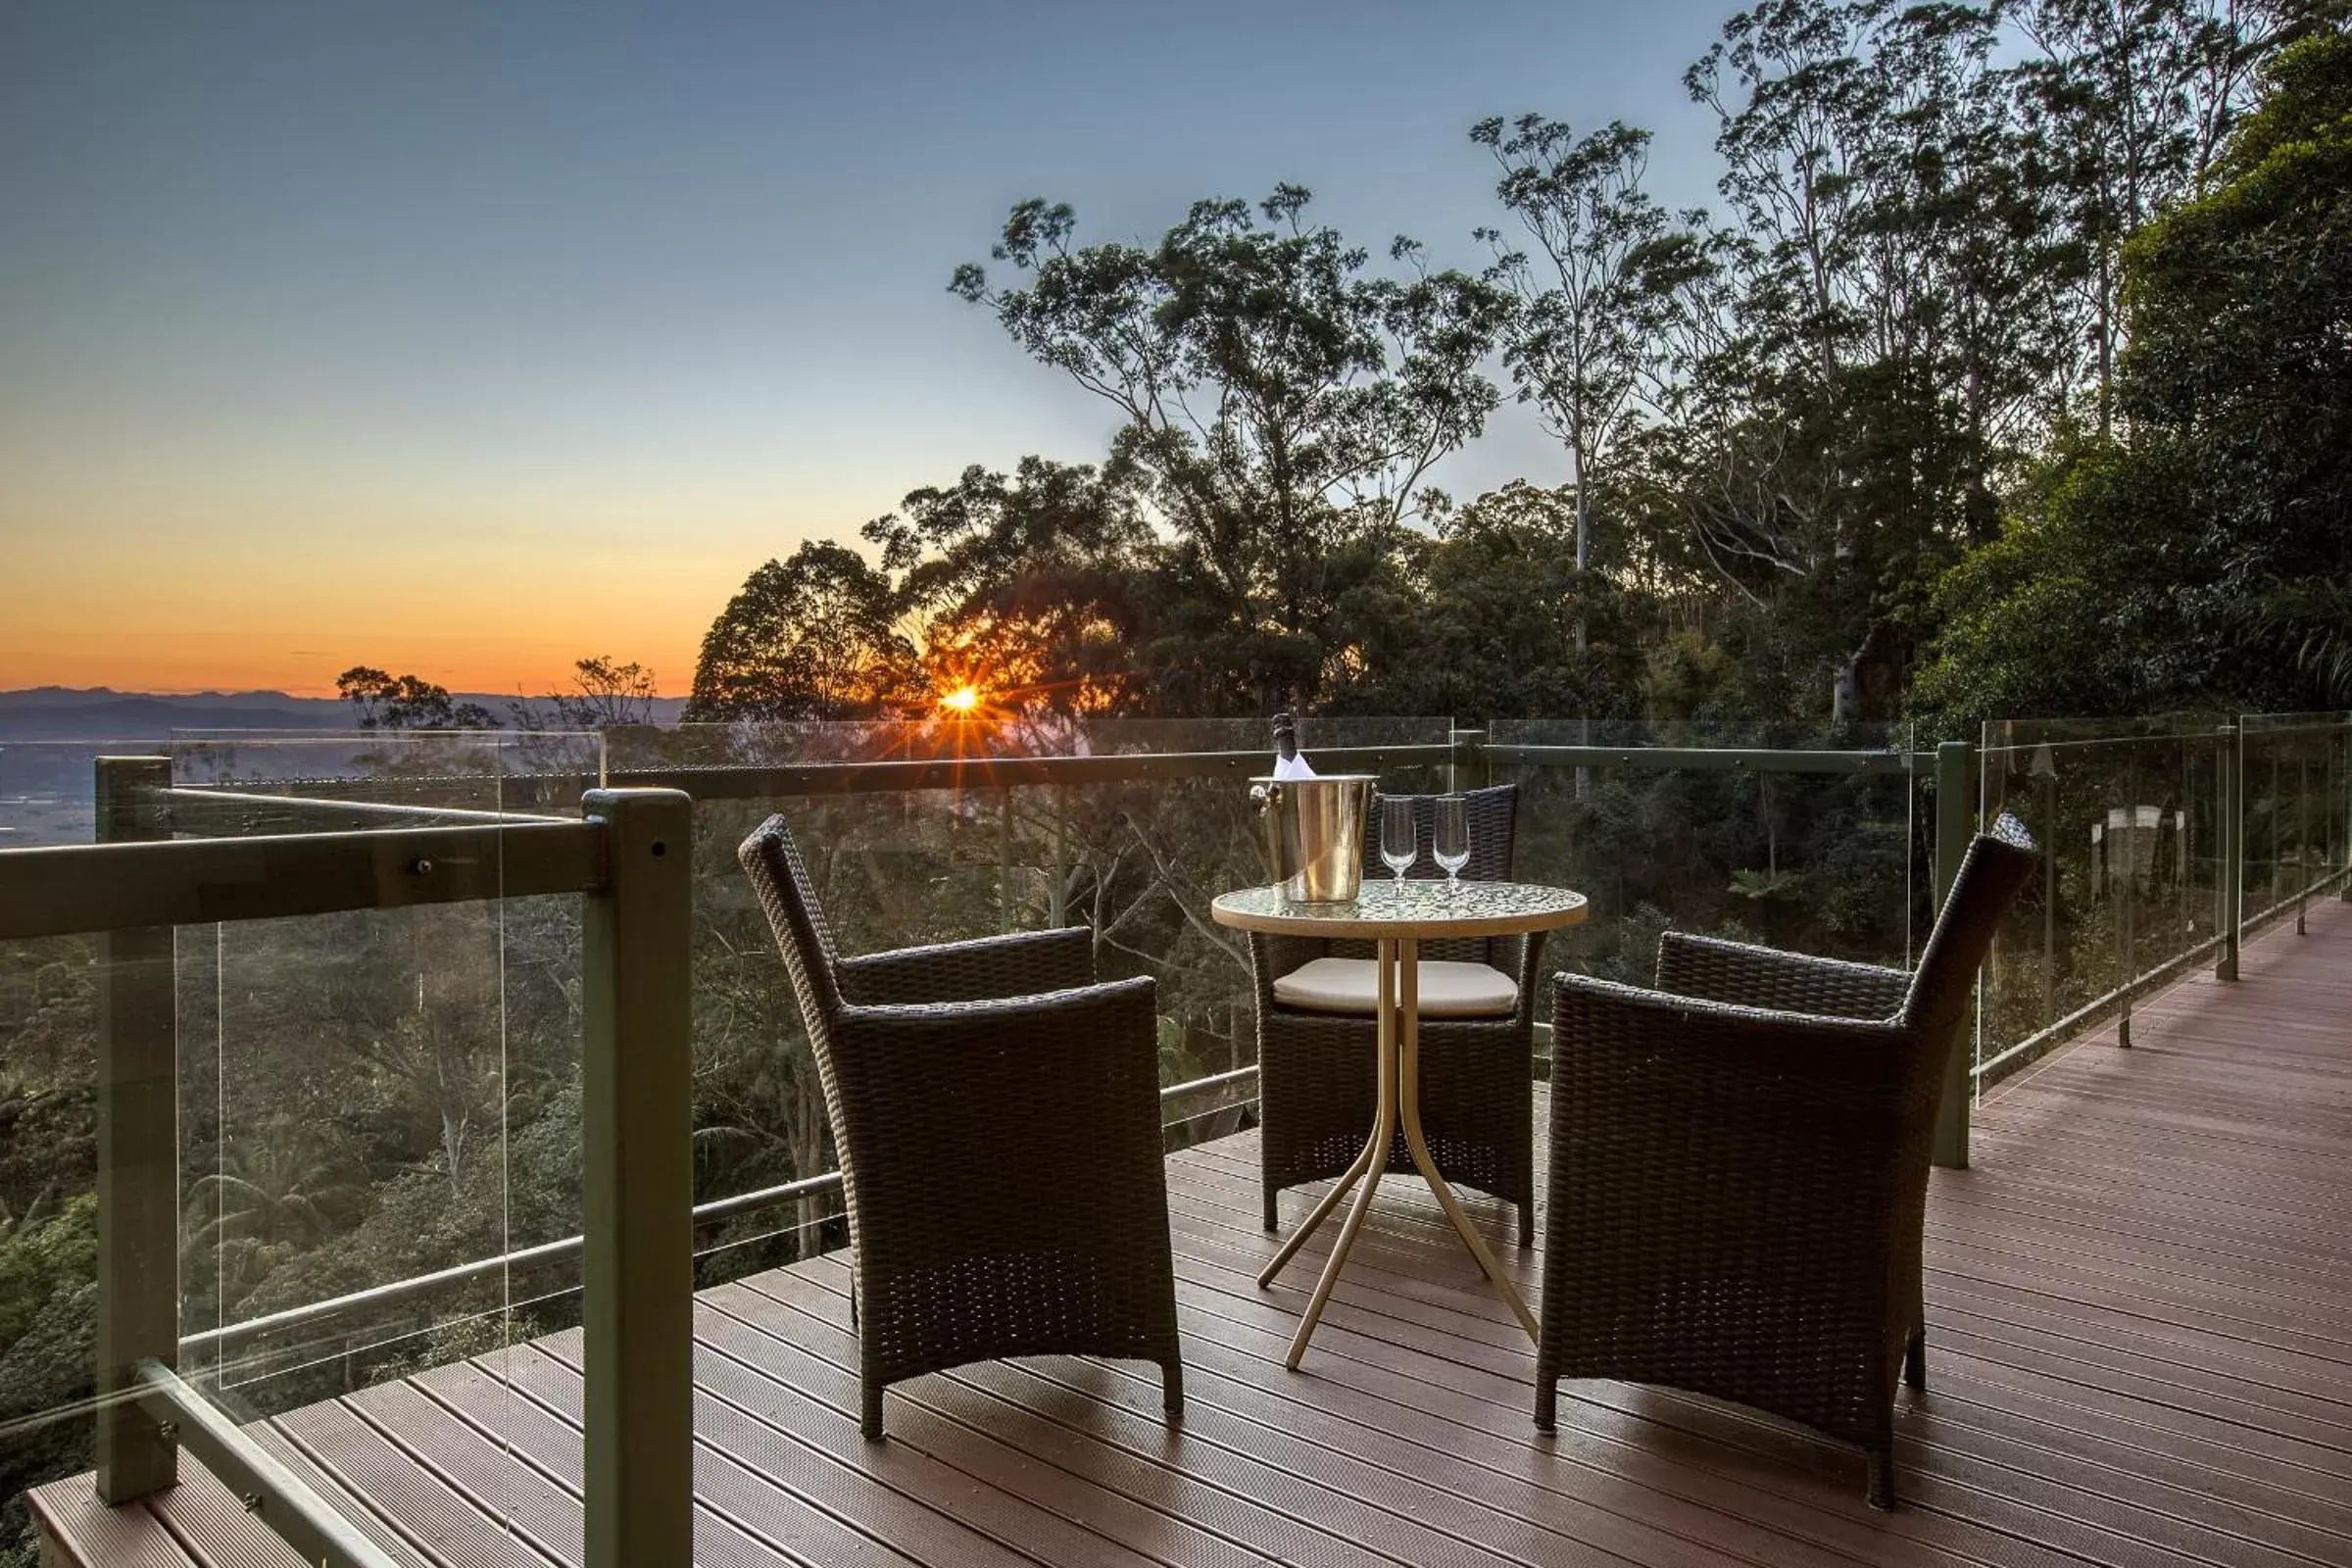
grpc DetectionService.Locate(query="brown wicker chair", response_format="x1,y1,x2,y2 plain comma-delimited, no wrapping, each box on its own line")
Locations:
1249,784,1544,1244
1535,818,2036,1508
738,814,1183,1440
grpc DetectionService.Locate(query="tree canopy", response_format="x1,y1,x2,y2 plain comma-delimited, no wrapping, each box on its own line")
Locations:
334,667,500,730
1914,7,2352,723
674,0,2332,733
685,540,920,721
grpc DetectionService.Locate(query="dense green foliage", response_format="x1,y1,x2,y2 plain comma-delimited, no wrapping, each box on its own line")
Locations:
1914,12,2352,723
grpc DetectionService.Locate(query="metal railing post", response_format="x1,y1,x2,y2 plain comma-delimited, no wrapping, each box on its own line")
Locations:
1449,728,1490,793
998,786,1014,933
1049,786,1069,928
580,789,695,1568
2296,748,2310,934
2118,751,2136,1049
2341,718,2352,902
92,758,180,1502
1932,738,1976,1170
2218,725,2241,979
94,756,179,1503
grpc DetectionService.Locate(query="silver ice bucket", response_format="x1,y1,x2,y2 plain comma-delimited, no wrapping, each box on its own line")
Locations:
1249,774,1375,904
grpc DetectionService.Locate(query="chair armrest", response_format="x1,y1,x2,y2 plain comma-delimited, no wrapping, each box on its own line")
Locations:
1552,972,1915,1092
836,925,1095,1005
823,977,1163,1212
1655,931,1909,1020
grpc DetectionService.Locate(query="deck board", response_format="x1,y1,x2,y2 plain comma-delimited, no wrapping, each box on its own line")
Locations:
35,897,2352,1568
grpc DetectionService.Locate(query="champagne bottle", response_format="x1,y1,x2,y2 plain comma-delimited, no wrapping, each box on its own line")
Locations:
1271,710,1314,780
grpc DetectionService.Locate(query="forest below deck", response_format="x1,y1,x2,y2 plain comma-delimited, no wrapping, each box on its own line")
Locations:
35,897,2352,1568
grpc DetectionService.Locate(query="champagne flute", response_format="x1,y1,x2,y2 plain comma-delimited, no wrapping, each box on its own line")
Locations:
1433,795,1470,899
1380,797,1417,904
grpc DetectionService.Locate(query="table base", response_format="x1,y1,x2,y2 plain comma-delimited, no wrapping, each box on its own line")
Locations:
1256,936,1540,1367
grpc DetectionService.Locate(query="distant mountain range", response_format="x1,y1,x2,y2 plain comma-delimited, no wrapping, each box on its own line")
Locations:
0,686,352,739
0,686,686,739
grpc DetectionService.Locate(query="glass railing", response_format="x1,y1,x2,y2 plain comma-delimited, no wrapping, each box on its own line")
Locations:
2,738,171,846
1977,717,2227,1085
0,743,162,1559
1974,712,2352,1090
164,734,600,1448
4,709,2345,1566
1487,719,1926,989
601,716,1458,1283
0,732,614,1567
2239,712,2352,929
0,923,108,1562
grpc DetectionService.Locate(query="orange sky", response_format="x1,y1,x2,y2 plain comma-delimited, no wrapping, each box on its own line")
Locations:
0,476,843,696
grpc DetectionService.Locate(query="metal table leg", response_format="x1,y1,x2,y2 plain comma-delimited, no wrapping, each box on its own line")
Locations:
1271,938,1402,1368
1260,936,1538,1364
1395,937,1539,1340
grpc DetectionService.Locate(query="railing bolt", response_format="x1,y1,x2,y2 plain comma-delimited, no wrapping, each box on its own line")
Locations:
155,1420,178,1445
241,1491,264,1512
410,858,434,876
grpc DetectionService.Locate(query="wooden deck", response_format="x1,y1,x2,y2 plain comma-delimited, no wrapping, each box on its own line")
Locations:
36,899,2352,1568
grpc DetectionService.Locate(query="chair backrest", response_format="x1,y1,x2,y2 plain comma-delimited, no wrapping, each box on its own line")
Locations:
737,813,847,1029
1900,813,2037,1043
1361,783,1519,882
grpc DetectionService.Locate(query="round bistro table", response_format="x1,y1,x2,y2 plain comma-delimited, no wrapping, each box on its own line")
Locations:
1210,879,1589,1367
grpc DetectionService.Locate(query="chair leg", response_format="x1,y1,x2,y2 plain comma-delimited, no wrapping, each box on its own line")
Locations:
1518,1199,1535,1250
861,1380,885,1442
1903,1327,1928,1392
1161,1355,1185,1421
1263,1182,1279,1233
1866,1445,1896,1510
848,1279,858,1331
1533,1376,1557,1433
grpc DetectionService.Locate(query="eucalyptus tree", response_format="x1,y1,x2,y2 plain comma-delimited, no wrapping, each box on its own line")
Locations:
861,456,1154,712
685,540,921,720
545,657,660,729
334,667,501,731
1472,116,1693,654
953,186,1510,710
2011,0,2282,433
1680,0,2081,710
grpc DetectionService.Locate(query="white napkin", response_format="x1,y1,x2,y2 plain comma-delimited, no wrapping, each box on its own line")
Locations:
1272,751,1318,780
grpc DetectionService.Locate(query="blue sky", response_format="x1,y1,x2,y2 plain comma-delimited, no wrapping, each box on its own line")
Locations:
0,0,1734,693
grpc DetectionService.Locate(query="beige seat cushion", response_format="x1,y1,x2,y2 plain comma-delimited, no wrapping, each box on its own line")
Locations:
1272,956,1519,1018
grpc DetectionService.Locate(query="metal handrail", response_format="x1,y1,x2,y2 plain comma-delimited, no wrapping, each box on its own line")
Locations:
0,818,605,940
1483,743,1923,775
145,739,1466,811
608,740,1458,799
133,1362,400,1568
157,784,575,834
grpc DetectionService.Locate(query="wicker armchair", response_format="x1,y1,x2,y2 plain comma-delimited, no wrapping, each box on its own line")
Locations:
738,814,1183,1440
1249,784,1544,1244
1535,820,2036,1508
